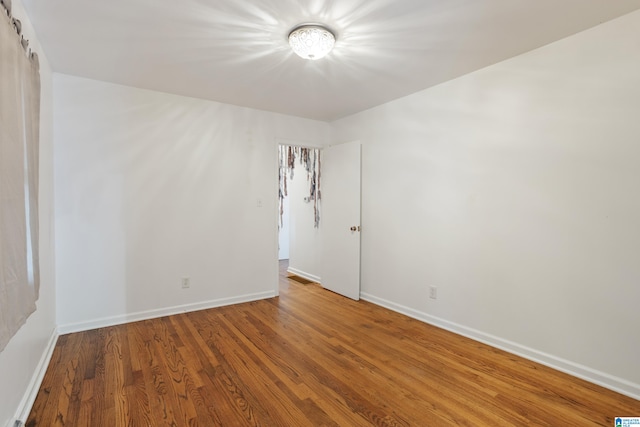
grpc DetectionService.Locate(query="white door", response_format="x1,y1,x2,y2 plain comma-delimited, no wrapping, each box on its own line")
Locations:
321,141,361,300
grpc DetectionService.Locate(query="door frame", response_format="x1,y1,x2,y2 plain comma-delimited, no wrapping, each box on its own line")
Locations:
274,139,324,296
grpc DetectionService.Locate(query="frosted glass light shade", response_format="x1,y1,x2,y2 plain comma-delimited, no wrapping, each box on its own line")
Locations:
288,25,335,60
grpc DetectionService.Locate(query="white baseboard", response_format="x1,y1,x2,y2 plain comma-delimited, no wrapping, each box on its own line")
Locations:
361,292,640,401
286,267,321,284
57,291,277,335
12,327,59,426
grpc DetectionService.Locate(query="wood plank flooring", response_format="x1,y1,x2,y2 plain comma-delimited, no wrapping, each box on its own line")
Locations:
27,261,640,426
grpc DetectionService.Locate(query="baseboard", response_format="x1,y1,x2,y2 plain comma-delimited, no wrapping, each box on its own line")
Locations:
57,291,277,335
360,292,640,401
286,267,321,284
12,327,59,426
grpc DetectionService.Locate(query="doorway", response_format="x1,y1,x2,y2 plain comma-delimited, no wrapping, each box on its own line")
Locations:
278,144,322,283
277,141,362,300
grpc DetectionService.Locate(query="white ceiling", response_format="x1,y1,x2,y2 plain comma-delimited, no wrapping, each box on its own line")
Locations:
21,0,640,121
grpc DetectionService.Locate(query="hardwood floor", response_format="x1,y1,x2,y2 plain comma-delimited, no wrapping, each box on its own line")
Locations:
27,261,639,426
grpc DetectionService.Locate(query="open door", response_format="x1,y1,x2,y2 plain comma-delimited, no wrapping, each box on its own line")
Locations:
321,141,361,300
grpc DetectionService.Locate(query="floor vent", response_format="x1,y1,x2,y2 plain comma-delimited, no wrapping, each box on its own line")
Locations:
287,274,314,285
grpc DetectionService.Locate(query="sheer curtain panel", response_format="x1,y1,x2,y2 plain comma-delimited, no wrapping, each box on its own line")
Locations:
0,0,41,352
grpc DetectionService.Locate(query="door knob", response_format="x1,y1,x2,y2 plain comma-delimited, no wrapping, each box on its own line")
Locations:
350,226,357,231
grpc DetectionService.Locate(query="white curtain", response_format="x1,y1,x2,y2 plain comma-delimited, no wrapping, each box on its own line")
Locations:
0,0,41,352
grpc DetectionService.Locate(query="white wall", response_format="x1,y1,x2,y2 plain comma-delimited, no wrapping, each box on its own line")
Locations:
54,75,330,331
331,10,640,398
287,159,322,282
0,0,57,425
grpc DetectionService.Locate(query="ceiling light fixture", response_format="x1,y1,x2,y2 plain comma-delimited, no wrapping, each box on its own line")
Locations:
288,24,335,60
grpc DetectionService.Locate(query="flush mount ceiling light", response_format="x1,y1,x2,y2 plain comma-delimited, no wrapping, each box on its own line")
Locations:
288,24,335,60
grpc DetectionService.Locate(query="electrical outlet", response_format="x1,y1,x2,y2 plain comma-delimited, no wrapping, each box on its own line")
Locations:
181,277,190,289
429,286,437,299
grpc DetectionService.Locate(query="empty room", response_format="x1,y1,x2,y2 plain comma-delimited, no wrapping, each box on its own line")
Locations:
1,0,640,425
